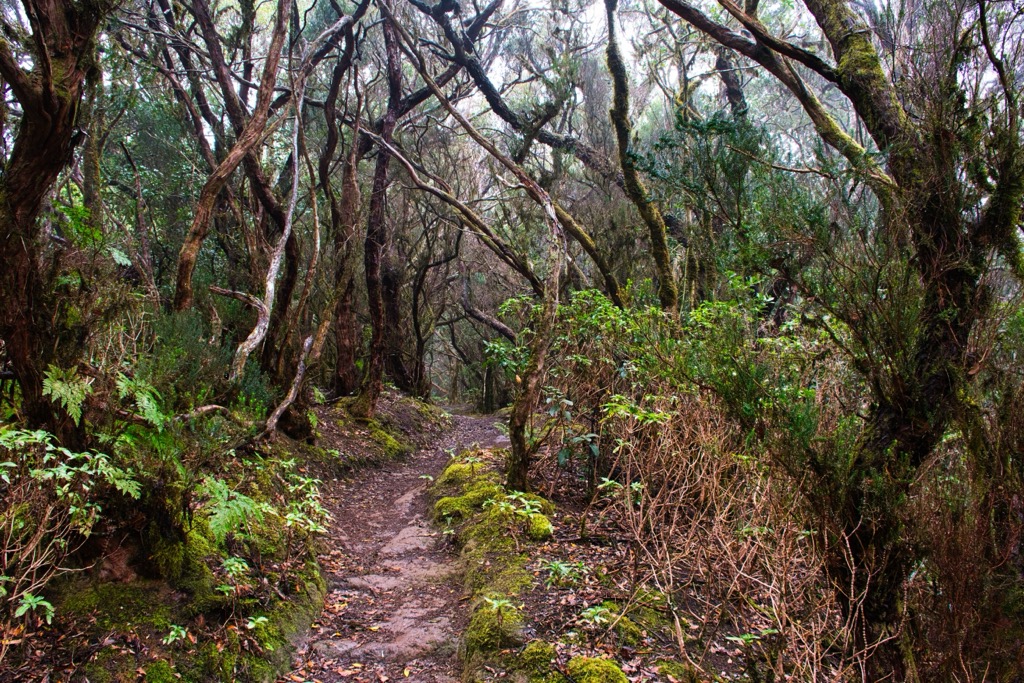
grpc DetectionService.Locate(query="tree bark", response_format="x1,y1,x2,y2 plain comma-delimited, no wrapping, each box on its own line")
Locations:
172,0,292,311
0,0,111,443
351,5,402,419
605,0,678,311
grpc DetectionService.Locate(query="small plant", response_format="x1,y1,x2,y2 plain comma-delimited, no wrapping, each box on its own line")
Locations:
284,474,330,537
726,628,779,647
41,366,93,426
542,559,588,587
245,615,269,630
198,477,268,545
162,624,188,645
15,593,54,624
597,477,623,496
578,605,612,626
222,556,249,580
507,491,542,516
482,595,518,633
483,497,517,516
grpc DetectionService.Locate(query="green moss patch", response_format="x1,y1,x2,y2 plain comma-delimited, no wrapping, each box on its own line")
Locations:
434,480,503,520
313,391,450,471
465,601,525,657
566,656,629,683
430,451,556,681
654,660,701,682
527,513,554,541
513,640,557,678
365,418,413,459
59,579,178,632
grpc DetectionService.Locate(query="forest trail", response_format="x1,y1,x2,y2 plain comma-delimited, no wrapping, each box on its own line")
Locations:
284,411,509,683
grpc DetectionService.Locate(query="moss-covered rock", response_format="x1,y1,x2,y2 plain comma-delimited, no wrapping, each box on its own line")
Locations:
512,640,557,677
654,659,701,682
434,481,504,520
143,660,177,683
526,513,554,541
431,446,557,683
366,418,413,459
566,656,629,683
59,579,176,632
147,521,225,615
517,492,555,516
465,602,525,657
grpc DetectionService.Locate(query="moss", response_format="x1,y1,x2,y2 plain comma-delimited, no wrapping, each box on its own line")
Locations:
431,447,556,683
146,520,225,615
434,482,504,520
465,555,534,596
629,589,672,633
144,660,177,683
465,602,525,657
80,647,138,683
526,513,554,541
596,601,642,645
566,656,629,683
366,418,412,459
654,660,701,683
59,580,176,631
433,456,501,495
513,640,556,676
519,493,555,516
436,461,481,488
176,640,238,681
614,615,643,646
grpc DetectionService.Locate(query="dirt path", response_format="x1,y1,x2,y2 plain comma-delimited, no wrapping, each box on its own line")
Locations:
284,412,508,683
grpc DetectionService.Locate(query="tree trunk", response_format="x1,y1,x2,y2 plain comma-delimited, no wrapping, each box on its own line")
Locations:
382,260,414,392
0,0,109,443
506,296,557,491
351,5,401,418
605,0,677,312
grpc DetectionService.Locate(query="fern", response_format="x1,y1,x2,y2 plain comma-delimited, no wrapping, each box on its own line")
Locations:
198,477,269,545
41,366,93,426
115,373,166,429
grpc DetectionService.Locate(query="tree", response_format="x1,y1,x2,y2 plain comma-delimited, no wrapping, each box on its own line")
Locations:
0,0,117,443
658,0,1024,675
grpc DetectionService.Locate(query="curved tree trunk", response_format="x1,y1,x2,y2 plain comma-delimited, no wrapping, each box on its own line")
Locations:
0,0,111,444
605,0,678,312
172,0,292,312
351,5,401,419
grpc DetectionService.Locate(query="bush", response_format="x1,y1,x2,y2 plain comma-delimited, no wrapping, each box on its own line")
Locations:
0,429,139,664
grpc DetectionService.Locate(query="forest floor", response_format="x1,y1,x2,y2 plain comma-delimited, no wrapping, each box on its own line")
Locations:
282,411,510,683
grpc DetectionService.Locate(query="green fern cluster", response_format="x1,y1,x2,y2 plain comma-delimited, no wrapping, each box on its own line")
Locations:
41,366,93,426
197,477,271,545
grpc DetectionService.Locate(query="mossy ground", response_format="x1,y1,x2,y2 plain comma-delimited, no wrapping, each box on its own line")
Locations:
654,660,702,683
313,390,450,473
434,447,717,683
566,656,629,683
430,450,557,681
42,396,442,682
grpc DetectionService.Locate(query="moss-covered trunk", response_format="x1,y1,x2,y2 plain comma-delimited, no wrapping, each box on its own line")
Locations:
352,5,401,418
605,0,677,312
0,0,110,444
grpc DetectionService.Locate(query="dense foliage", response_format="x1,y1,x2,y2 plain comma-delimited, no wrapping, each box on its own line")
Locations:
0,0,1022,679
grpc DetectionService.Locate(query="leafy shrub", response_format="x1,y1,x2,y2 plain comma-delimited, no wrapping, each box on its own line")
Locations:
0,429,139,664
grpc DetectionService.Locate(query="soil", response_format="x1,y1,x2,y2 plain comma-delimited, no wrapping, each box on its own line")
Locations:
283,411,509,683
